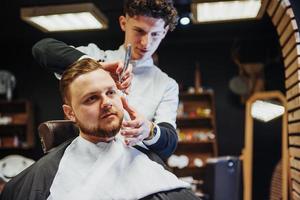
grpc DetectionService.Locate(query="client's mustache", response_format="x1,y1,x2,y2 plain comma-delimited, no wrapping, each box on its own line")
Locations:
99,108,118,119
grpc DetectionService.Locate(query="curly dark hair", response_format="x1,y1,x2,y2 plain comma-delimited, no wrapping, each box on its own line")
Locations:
123,0,178,31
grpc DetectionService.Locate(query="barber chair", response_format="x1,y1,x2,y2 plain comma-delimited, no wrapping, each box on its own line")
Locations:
38,120,79,153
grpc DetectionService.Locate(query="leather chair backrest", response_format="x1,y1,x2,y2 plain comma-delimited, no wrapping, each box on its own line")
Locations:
38,120,79,153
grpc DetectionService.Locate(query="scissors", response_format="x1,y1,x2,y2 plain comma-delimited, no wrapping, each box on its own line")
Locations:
119,44,132,83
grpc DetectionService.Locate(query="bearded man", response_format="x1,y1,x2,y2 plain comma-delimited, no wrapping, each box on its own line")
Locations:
0,58,200,200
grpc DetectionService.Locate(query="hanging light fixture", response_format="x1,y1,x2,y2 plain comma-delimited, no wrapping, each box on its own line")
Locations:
20,3,108,32
191,0,268,23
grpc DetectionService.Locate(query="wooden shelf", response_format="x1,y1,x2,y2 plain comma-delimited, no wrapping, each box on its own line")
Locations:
180,91,214,100
171,90,218,191
177,116,212,120
0,100,34,149
177,118,213,128
178,140,215,145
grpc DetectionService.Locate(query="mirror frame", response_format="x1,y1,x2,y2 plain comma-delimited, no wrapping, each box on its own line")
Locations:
242,91,288,200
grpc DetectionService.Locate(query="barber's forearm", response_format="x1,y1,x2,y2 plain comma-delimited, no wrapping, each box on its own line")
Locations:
32,38,84,74
144,122,178,160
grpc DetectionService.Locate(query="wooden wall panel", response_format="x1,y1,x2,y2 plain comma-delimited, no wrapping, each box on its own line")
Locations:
267,0,281,17
287,96,300,111
290,147,300,158
283,33,300,58
292,191,300,200
292,181,300,196
272,0,290,26
289,136,300,146
277,2,300,198
285,70,300,89
284,45,300,67
278,8,295,36
289,109,300,122
272,2,286,26
290,157,300,169
288,122,300,133
291,169,300,183
285,58,300,78
289,156,300,200
280,20,298,46
286,82,300,100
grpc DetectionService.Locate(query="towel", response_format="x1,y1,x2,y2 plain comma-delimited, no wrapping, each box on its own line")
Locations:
48,135,189,200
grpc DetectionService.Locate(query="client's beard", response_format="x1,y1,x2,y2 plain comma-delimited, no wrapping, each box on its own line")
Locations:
77,115,123,139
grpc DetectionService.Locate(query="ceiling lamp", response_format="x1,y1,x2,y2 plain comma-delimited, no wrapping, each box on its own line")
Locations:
20,3,108,32
191,0,267,23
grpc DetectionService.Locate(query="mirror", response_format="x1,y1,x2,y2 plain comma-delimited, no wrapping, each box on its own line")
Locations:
242,91,288,200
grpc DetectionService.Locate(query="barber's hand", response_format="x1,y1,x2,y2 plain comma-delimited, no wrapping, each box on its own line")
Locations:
121,97,152,146
99,61,133,94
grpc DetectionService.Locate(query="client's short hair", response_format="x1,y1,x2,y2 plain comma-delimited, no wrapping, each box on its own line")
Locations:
60,58,104,104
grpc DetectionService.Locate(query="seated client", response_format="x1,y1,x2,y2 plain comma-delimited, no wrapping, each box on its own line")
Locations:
0,58,200,200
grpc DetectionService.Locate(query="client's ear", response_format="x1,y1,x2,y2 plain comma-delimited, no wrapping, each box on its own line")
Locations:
62,104,76,122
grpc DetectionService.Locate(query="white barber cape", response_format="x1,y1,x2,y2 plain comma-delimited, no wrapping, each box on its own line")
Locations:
47,135,189,200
